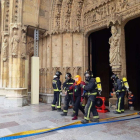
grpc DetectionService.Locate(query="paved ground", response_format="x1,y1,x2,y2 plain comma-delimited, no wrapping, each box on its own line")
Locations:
0,103,140,140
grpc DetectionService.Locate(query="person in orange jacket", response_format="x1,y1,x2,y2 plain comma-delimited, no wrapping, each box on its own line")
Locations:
66,75,85,120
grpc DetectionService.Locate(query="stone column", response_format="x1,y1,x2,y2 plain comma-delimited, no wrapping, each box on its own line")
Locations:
4,24,28,107
3,0,28,107
0,0,10,103
120,24,126,78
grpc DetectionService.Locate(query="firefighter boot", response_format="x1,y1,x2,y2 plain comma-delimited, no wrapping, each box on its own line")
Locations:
52,107,57,111
113,111,121,114
90,118,99,123
81,119,89,124
61,112,67,116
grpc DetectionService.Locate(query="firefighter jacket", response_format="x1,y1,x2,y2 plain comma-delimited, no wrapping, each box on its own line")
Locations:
82,78,98,101
52,78,62,92
63,79,75,95
114,79,125,93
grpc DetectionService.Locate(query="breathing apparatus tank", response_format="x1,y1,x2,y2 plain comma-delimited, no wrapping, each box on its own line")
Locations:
96,77,102,95
122,77,129,91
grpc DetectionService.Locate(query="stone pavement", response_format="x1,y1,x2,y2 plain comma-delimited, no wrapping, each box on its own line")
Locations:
0,103,140,140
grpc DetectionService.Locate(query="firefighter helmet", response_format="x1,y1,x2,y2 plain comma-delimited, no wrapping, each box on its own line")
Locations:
111,74,118,80
55,71,62,77
65,73,72,80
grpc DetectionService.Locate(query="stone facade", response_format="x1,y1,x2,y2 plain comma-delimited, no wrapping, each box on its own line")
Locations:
0,0,140,107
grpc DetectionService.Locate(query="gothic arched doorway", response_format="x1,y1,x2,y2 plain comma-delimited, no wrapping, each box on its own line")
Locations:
125,17,140,110
88,28,113,104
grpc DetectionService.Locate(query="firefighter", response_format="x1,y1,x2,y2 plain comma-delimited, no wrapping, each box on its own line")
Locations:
66,75,85,120
51,71,62,112
80,71,99,124
61,73,75,116
81,70,94,109
111,74,126,114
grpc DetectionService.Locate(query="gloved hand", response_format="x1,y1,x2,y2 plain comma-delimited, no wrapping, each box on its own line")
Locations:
82,90,87,97
98,91,102,96
80,84,84,88
126,89,129,92
81,92,85,97
116,92,119,97
60,92,63,95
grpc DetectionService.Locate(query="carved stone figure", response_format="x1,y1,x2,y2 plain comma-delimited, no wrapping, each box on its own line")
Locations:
11,29,20,57
121,0,129,10
21,32,26,59
116,0,122,12
109,26,121,67
2,38,8,62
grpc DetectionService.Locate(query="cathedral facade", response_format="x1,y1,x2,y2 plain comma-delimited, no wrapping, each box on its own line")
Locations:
0,0,140,107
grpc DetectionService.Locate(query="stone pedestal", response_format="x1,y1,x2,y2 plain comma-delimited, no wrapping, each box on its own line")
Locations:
4,88,28,107
39,93,65,104
109,93,128,109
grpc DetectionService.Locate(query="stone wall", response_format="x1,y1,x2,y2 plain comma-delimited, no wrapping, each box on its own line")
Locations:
37,33,83,94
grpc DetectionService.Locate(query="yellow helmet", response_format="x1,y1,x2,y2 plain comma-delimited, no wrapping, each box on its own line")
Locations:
74,75,81,85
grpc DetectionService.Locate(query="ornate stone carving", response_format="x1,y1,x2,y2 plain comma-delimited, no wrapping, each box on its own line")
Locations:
83,0,130,28
54,0,63,31
64,0,73,32
2,35,9,62
40,68,45,75
13,0,19,23
3,0,10,31
109,26,121,70
21,32,26,59
27,37,34,55
73,67,82,75
11,28,20,57
72,0,84,32
122,3,140,22
107,14,122,27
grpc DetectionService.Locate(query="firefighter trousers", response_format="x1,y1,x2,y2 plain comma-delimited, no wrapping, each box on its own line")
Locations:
63,94,73,113
84,96,99,121
52,91,61,109
116,92,125,112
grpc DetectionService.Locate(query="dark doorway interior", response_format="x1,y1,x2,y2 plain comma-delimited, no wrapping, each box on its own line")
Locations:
88,28,113,104
125,17,140,110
